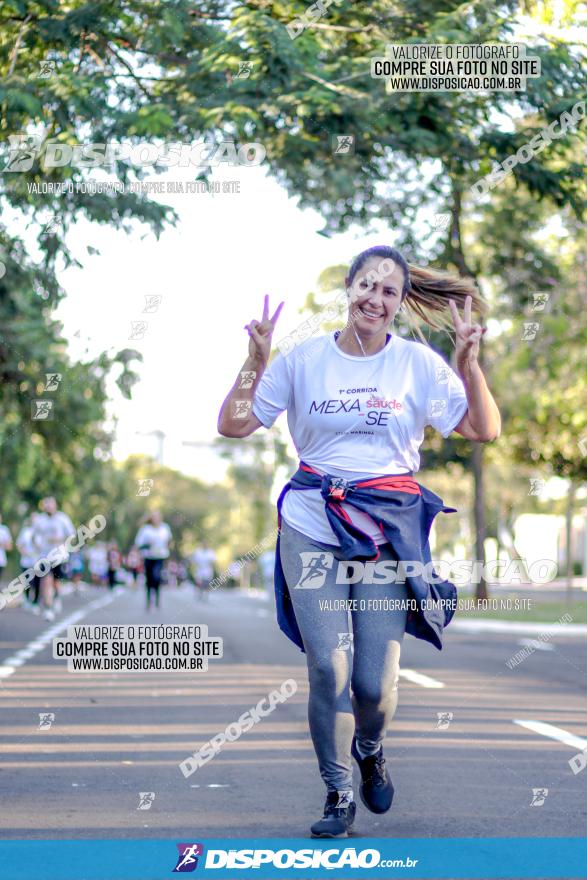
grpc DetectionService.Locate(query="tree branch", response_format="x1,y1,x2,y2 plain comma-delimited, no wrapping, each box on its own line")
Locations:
299,71,368,99
106,44,152,99
303,22,376,32
7,14,32,78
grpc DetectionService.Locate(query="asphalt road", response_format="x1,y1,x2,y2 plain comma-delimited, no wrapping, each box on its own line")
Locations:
1,580,586,844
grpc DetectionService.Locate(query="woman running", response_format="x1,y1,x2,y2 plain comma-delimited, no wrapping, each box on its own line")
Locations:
218,245,501,838
16,514,40,611
135,511,172,611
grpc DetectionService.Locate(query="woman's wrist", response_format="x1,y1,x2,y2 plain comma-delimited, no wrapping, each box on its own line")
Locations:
456,357,481,383
244,353,266,371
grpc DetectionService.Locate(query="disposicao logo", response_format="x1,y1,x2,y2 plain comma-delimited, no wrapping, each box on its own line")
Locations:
173,843,204,872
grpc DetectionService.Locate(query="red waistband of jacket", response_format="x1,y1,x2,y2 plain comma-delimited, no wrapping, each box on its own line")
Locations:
299,463,421,496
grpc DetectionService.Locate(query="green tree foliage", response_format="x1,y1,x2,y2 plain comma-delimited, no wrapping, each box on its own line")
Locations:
0,276,143,535
490,217,587,483
82,453,234,555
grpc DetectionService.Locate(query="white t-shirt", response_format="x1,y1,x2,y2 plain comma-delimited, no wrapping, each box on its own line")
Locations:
32,512,75,559
17,525,36,567
0,524,12,567
192,548,216,580
135,523,172,559
252,332,468,544
87,545,108,576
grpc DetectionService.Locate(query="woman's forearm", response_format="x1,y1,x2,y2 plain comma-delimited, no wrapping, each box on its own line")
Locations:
217,355,266,437
458,360,501,440
218,296,283,437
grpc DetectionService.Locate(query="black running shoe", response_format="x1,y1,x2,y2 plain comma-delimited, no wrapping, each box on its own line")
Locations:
310,791,356,838
351,737,394,814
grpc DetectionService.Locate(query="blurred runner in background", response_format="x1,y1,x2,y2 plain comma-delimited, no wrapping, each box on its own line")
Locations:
177,559,188,585
67,549,85,591
87,542,108,585
135,511,172,611
191,543,216,601
0,514,13,586
32,497,75,620
166,558,179,588
16,514,39,611
124,545,142,587
107,541,122,590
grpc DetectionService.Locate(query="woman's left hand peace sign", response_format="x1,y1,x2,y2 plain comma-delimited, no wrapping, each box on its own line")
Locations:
449,295,487,372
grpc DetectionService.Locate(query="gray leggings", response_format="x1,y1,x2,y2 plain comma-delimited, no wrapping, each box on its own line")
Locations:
279,518,408,792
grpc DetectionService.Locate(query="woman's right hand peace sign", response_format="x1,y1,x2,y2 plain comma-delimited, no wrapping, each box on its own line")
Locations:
245,295,284,365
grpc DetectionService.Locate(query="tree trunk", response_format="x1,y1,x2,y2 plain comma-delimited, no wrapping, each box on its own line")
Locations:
565,479,576,606
472,442,488,600
495,509,502,561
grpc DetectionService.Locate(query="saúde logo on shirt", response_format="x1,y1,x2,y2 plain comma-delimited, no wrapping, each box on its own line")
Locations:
366,393,403,412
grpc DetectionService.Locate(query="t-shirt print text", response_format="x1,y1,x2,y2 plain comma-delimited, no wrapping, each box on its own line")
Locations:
308,388,405,434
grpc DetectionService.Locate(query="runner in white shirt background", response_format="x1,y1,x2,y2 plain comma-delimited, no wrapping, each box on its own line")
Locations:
191,544,217,601
0,515,13,586
32,497,76,621
218,244,501,838
87,543,108,585
135,510,172,611
16,513,40,612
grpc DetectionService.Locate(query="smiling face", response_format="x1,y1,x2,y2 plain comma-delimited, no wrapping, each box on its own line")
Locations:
346,255,406,338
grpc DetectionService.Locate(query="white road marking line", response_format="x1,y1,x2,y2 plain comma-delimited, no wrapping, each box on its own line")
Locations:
399,668,445,689
514,720,587,751
0,594,115,678
190,784,230,788
517,638,554,651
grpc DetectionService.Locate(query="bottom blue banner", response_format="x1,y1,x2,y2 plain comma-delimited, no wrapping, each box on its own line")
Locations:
1,837,586,880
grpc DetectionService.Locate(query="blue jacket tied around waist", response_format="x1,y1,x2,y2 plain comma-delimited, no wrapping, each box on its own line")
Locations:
273,462,459,652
